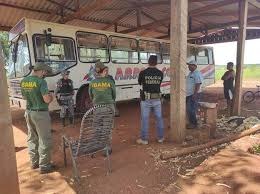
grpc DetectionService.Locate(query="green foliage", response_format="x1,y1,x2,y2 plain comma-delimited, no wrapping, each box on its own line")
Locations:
215,65,260,81
0,31,9,61
252,144,260,154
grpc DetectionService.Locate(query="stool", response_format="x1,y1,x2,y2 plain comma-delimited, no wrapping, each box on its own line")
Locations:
198,102,218,138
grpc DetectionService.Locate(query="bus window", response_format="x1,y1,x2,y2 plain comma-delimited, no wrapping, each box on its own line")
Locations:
196,49,209,65
8,34,30,78
76,32,109,63
110,36,138,64
33,35,76,75
139,40,162,64
162,43,170,64
208,48,214,64
187,46,196,62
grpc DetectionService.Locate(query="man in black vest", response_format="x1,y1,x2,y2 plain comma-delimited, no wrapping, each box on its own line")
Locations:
136,55,164,145
55,70,74,126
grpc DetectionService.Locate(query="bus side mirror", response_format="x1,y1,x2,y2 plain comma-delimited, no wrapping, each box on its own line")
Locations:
44,28,52,47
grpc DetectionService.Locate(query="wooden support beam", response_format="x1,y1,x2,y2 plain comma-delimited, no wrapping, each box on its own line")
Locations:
114,23,118,32
102,9,133,30
248,0,260,9
0,45,20,194
59,0,66,23
119,0,237,35
156,34,170,39
46,0,66,22
46,0,76,12
189,0,238,17
119,17,170,34
63,0,114,23
191,0,220,1
170,0,188,143
189,15,260,34
136,8,141,27
0,2,57,15
134,0,170,7
0,25,12,31
100,0,170,11
0,1,135,29
232,0,248,116
189,29,260,44
198,9,260,17
141,10,169,28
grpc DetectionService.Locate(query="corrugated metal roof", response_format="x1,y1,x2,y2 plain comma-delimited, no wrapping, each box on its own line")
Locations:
0,0,259,40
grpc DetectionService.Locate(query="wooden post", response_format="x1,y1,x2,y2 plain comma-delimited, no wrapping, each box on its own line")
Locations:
0,45,20,194
114,23,118,32
136,8,141,27
170,0,188,143
232,0,248,115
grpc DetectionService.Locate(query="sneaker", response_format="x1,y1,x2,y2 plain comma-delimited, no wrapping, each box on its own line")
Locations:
40,164,58,174
157,138,164,143
136,138,148,145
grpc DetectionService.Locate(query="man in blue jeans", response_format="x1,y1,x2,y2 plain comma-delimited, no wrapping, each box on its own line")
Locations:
136,55,164,145
186,60,203,129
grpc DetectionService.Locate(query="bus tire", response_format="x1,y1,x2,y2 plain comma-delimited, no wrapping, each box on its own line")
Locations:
75,84,93,113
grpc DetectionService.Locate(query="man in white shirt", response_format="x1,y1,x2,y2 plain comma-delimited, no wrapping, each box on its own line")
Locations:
186,60,203,129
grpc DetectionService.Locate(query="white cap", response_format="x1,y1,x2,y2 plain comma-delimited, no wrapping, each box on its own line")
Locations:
187,60,197,66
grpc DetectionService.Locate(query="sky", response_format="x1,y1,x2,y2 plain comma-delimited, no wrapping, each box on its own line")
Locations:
207,38,260,65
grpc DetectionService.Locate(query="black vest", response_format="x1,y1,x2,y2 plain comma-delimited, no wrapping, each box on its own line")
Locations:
59,79,73,95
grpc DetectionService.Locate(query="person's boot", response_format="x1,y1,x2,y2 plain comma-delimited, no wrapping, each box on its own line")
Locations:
62,118,65,127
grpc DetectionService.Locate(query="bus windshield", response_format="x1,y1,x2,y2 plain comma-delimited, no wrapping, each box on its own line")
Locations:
33,35,77,75
8,34,30,78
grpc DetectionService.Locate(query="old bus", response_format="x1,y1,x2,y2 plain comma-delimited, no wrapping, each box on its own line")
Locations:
7,18,215,112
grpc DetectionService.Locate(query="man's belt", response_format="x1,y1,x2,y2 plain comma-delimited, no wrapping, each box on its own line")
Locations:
27,109,48,112
144,92,161,100
60,93,73,96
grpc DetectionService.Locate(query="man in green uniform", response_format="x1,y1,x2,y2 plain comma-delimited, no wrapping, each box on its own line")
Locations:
89,61,116,155
89,61,116,112
21,63,56,174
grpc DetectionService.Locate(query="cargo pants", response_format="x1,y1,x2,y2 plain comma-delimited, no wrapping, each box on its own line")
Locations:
59,95,74,118
24,110,52,170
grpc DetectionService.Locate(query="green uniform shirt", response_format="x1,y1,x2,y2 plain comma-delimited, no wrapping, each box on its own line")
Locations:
21,75,49,110
89,77,116,105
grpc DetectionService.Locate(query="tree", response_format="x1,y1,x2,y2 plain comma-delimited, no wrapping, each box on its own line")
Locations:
0,32,9,62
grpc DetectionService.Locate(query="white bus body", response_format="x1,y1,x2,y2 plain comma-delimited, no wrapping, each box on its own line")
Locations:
7,18,215,111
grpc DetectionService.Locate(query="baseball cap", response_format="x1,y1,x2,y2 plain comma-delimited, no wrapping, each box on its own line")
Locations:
187,60,197,66
33,63,52,74
61,70,70,76
95,61,107,73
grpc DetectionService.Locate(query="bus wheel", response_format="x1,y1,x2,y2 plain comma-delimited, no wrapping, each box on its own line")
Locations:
75,85,93,113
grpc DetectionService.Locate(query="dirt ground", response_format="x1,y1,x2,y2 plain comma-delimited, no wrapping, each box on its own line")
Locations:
12,80,260,194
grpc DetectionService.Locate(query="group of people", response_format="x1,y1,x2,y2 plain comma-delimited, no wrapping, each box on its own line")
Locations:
20,55,235,173
20,60,117,173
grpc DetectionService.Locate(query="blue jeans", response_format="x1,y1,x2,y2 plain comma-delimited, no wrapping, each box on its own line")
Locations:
186,94,200,126
140,99,164,140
